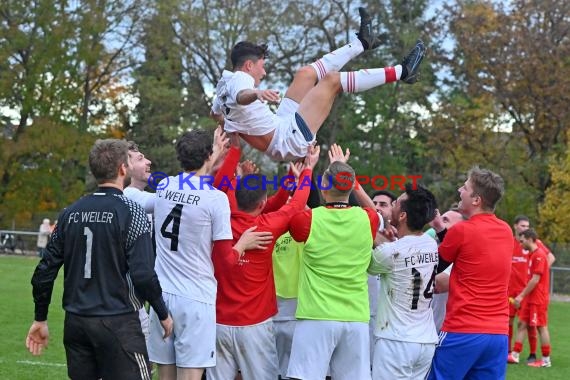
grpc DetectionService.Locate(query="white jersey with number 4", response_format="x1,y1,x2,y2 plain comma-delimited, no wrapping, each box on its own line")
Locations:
153,175,232,304
369,234,439,343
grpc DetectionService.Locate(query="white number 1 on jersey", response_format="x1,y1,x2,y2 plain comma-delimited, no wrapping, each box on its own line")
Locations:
84,227,93,279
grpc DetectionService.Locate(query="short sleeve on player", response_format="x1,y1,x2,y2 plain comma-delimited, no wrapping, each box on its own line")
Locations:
211,193,232,241
531,254,546,275
369,243,395,274
226,72,255,105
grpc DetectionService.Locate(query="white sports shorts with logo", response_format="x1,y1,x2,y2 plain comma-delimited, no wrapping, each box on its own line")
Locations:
373,337,436,380
148,293,216,368
206,318,278,380
287,320,371,380
266,98,316,162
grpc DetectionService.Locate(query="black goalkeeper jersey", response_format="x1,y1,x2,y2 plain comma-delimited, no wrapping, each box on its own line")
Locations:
31,187,167,321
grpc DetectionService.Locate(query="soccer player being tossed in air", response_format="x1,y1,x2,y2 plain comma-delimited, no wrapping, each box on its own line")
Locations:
211,8,426,161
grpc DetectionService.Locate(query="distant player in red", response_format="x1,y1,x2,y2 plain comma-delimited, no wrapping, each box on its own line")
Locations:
508,216,532,362
508,215,555,364
511,229,552,368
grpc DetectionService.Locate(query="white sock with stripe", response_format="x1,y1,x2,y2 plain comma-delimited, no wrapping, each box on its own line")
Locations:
310,40,365,81
340,65,402,93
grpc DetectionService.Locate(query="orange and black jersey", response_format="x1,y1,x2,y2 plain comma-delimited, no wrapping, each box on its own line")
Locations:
31,187,167,321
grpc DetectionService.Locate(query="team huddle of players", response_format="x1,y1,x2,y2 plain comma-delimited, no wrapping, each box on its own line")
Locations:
25,6,554,380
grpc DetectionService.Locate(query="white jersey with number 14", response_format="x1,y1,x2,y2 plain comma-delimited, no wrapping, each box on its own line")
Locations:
369,234,439,344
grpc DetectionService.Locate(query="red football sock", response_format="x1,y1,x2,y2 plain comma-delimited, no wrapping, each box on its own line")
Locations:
542,344,551,357
528,326,537,354
513,341,523,353
508,323,513,351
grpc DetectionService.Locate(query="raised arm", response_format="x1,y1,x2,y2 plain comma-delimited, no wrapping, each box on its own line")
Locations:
236,89,281,105
328,143,375,209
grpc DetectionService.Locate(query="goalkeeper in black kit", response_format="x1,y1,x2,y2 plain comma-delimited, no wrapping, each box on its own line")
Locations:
26,139,173,380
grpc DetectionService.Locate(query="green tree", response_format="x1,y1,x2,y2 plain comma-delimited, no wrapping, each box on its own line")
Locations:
0,0,77,137
428,0,570,215
130,0,190,175
539,131,570,243
0,119,94,228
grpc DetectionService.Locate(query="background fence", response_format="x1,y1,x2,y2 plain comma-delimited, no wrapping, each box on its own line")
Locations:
0,230,38,255
3,230,570,295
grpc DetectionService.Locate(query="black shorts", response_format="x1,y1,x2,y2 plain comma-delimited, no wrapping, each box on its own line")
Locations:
64,312,150,380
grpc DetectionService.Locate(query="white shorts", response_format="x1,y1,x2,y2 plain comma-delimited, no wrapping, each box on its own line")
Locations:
266,98,315,161
369,314,377,363
138,307,150,343
287,320,371,380
372,338,435,380
206,319,278,380
274,320,296,378
148,293,216,368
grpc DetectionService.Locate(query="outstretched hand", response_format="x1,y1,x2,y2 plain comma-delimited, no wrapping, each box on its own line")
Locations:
379,223,398,242
429,209,445,232
328,143,350,164
212,126,229,159
289,161,305,181
256,89,281,104
26,321,49,356
237,160,259,177
304,145,320,170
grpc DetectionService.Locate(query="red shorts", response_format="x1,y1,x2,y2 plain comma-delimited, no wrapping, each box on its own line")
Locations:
519,302,548,327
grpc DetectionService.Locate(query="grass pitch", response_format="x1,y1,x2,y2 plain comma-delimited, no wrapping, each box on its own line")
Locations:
1,255,568,379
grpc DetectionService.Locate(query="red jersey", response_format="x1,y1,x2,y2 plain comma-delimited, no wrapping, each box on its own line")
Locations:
510,239,551,296
527,246,549,306
439,213,514,334
509,240,529,296
212,146,311,326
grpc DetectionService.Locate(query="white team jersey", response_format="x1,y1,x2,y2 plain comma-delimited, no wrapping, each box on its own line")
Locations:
153,175,232,304
212,70,276,135
123,186,155,214
369,234,439,343
123,186,154,233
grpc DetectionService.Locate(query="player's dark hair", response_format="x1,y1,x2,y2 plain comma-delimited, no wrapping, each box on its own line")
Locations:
520,228,538,241
175,130,213,171
513,214,530,225
89,139,129,184
231,41,269,69
468,166,504,211
400,183,438,231
235,174,268,212
370,190,396,202
127,140,139,152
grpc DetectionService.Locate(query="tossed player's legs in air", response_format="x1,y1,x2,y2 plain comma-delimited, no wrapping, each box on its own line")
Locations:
284,7,380,104
297,39,425,137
